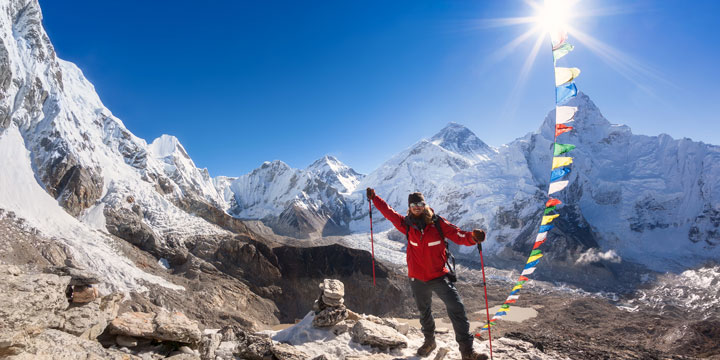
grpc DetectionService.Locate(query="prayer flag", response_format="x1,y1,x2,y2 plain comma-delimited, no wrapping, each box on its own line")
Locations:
521,267,536,275
553,43,574,63
555,67,581,86
556,106,577,124
539,224,554,233
550,167,571,181
554,143,576,156
532,238,545,249
544,206,556,215
555,124,573,137
549,180,569,195
536,233,548,242
527,254,543,262
551,28,568,50
518,276,529,282
530,249,542,256
541,214,559,225
546,198,562,207
552,157,573,170
556,82,577,104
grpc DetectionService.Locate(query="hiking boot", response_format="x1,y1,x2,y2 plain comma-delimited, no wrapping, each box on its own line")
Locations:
459,340,488,360
416,336,437,357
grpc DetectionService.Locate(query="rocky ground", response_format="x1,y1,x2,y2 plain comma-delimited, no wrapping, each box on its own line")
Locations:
2,214,720,359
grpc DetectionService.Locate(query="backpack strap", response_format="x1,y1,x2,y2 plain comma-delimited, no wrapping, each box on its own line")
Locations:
433,215,456,276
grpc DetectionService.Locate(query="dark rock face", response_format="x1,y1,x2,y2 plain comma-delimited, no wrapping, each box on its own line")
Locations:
175,195,250,234
103,207,161,253
272,244,410,322
54,165,103,216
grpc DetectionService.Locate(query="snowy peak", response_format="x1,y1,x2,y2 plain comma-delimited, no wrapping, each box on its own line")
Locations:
149,134,190,159
430,122,494,161
306,155,364,195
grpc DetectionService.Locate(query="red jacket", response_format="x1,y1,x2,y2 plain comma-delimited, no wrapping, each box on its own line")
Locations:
372,195,476,281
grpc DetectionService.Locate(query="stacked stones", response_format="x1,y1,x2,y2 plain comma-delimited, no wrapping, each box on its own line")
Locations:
312,279,348,328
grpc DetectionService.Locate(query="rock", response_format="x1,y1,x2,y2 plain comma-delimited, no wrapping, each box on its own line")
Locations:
116,335,139,347
433,346,450,360
331,320,356,335
320,279,344,300
154,311,202,344
272,342,309,360
109,312,156,339
110,310,201,344
178,345,195,354
0,266,70,355
13,329,141,359
71,285,99,303
166,353,199,360
321,294,344,307
216,325,274,360
199,332,221,359
346,310,361,321
59,293,122,340
312,305,348,327
350,319,408,350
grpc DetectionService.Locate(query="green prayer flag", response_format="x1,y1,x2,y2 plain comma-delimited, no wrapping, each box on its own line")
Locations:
554,143,576,156
553,43,574,63
501,304,510,309
530,249,542,256
515,280,526,286
544,206,556,215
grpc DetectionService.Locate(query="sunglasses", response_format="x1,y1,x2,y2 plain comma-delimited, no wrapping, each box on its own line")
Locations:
409,202,426,208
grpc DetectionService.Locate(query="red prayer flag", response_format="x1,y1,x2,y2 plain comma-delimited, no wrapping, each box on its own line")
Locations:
505,299,517,304
555,124,573,137
533,240,546,249
546,198,562,207
518,276,529,282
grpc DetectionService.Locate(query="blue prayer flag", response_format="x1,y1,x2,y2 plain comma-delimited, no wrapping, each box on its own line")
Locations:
550,167,571,182
538,224,554,233
556,82,578,104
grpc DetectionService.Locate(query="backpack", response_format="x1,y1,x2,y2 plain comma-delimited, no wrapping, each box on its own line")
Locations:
404,215,457,282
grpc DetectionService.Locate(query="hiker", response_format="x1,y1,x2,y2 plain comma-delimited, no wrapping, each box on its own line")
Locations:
366,188,488,360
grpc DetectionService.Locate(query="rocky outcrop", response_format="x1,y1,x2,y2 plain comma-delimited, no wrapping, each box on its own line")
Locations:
0,265,125,358
104,206,162,253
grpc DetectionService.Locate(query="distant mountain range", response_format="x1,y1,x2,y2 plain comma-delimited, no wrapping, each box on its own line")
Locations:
1,0,718,296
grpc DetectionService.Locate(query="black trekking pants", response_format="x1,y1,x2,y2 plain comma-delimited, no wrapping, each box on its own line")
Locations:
409,275,474,344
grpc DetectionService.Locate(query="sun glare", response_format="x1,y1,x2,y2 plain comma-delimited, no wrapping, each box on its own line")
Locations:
536,0,573,33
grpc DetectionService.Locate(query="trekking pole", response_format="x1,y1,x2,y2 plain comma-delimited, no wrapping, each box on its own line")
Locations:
369,201,376,287
477,242,494,360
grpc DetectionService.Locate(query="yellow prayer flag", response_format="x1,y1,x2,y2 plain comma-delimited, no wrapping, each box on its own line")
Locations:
552,157,573,170
541,214,560,225
511,284,522,292
527,254,544,263
555,67,581,86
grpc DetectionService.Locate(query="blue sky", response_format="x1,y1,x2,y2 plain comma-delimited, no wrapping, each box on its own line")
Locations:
39,0,720,176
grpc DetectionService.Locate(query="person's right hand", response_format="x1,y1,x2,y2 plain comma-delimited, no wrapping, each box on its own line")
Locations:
366,187,375,201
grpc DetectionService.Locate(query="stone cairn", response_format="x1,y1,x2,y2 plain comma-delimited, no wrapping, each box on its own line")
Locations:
312,279,349,328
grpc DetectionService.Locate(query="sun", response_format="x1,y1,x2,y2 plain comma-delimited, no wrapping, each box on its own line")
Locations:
535,0,575,33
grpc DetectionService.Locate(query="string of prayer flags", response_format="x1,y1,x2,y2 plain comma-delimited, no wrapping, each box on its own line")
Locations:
477,4,583,335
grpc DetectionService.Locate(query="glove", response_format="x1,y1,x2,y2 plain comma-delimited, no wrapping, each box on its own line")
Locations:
366,188,375,201
472,229,486,243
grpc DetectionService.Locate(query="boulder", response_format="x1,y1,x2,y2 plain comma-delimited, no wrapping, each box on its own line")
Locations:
109,312,156,339
331,320,356,336
272,342,309,360
312,305,348,328
321,294,344,307
350,319,408,350
109,310,202,344
46,263,101,286
215,325,274,360
154,311,202,344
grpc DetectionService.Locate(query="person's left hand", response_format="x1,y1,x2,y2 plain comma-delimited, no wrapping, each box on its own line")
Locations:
472,229,486,243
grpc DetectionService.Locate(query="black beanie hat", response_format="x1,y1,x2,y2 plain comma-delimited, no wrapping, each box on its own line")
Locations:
408,192,425,205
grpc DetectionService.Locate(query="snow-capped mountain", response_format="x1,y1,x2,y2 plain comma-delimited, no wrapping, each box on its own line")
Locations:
221,156,364,238
0,0,235,291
